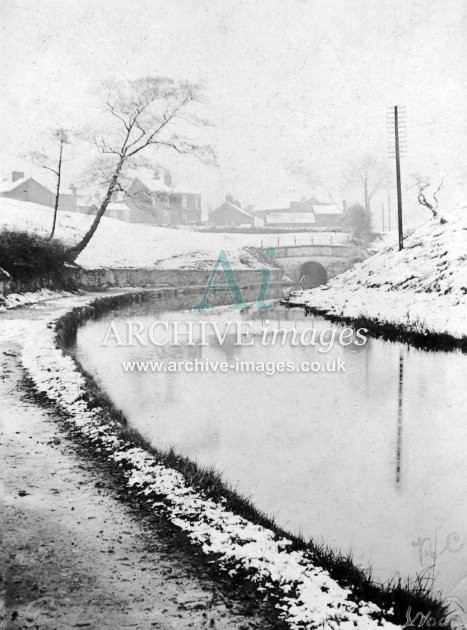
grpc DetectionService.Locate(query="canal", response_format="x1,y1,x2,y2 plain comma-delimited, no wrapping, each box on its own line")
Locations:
70,295,467,599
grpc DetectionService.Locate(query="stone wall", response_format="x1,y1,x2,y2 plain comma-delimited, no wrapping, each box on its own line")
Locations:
1,265,285,299
64,267,284,290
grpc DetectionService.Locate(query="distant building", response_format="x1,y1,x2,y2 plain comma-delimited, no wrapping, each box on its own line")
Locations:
311,203,343,227
252,196,344,228
264,212,317,227
209,195,259,227
106,200,131,222
0,167,201,227
124,169,202,225
0,171,77,212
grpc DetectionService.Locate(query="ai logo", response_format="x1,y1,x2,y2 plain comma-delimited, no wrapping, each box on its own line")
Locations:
194,248,277,310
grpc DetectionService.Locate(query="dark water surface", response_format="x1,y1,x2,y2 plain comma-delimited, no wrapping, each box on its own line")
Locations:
71,297,467,597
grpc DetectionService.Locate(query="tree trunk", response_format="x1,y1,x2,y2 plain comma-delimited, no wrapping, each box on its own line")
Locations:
66,160,123,261
364,176,370,212
50,141,63,239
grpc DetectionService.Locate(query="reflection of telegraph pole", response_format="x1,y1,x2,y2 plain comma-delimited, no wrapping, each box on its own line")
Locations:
387,106,407,250
396,350,405,486
387,192,391,231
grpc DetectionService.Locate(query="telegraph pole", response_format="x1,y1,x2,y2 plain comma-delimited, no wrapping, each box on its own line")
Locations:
387,106,406,250
394,106,403,250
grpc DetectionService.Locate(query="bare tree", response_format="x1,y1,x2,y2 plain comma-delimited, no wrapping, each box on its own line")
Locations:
24,129,69,238
345,154,389,213
67,77,213,261
343,203,374,243
416,177,447,223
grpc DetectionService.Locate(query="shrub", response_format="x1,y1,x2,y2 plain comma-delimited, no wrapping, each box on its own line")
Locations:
0,230,69,280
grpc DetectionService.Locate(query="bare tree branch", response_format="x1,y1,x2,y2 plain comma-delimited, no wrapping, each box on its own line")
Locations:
67,77,214,260
22,128,70,238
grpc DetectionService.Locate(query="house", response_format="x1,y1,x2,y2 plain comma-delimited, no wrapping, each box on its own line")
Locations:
124,169,202,225
0,171,79,213
252,196,344,228
209,195,259,227
264,212,317,227
0,167,201,226
106,199,132,222
311,203,344,227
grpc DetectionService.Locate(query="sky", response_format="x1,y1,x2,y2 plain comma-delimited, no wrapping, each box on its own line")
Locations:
1,0,466,222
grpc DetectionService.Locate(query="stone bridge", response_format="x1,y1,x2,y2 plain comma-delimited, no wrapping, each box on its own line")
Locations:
271,243,367,288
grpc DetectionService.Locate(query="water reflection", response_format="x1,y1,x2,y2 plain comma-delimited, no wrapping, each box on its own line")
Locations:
396,351,404,487
72,300,467,595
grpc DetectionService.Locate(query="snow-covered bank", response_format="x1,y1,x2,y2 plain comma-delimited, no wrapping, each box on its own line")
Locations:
286,207,467,342
16,291,402,630
0,287,75,311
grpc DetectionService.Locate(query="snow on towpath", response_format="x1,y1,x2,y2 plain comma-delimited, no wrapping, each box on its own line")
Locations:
287,207,467,340
0,290,402,630
0,291,284,630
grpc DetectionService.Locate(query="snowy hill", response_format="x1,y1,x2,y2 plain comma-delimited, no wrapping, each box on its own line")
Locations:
287,206,467,340
0,198,262,270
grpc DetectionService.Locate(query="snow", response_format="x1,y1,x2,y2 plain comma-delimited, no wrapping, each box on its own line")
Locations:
12,291,401,630
267,212,316,224
0,288,74,311
0,198,260,270
106,201,130,211
132,173,173,194
0,197,349,270
312,204,342,215
287,206,467,339
0,176,29,193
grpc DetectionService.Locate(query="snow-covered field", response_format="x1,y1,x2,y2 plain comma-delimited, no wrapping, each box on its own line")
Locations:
287,206,467,340
0,198,345,270
12,290,400,630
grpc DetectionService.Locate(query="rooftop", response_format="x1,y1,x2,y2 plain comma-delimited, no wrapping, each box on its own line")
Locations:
312,204,343,215
266,212,316,224
0,176,30,193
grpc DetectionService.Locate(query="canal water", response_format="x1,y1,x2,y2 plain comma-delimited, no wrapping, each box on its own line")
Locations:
71,296,467,599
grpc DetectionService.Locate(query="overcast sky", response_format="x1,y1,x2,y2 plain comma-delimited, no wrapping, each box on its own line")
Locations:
1,0,466,217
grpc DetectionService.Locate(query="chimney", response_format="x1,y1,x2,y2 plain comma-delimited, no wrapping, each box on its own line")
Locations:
12,171,24,182
153,170,160,180
342,199,347,212
225,193,234,204
69,184,77,196
164,171,172,187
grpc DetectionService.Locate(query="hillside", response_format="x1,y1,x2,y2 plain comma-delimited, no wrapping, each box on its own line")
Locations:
0,198,261,271
287,206,467,340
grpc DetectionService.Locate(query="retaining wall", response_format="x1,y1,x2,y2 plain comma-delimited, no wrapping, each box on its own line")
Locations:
64,267,284,290
1,266,285,299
